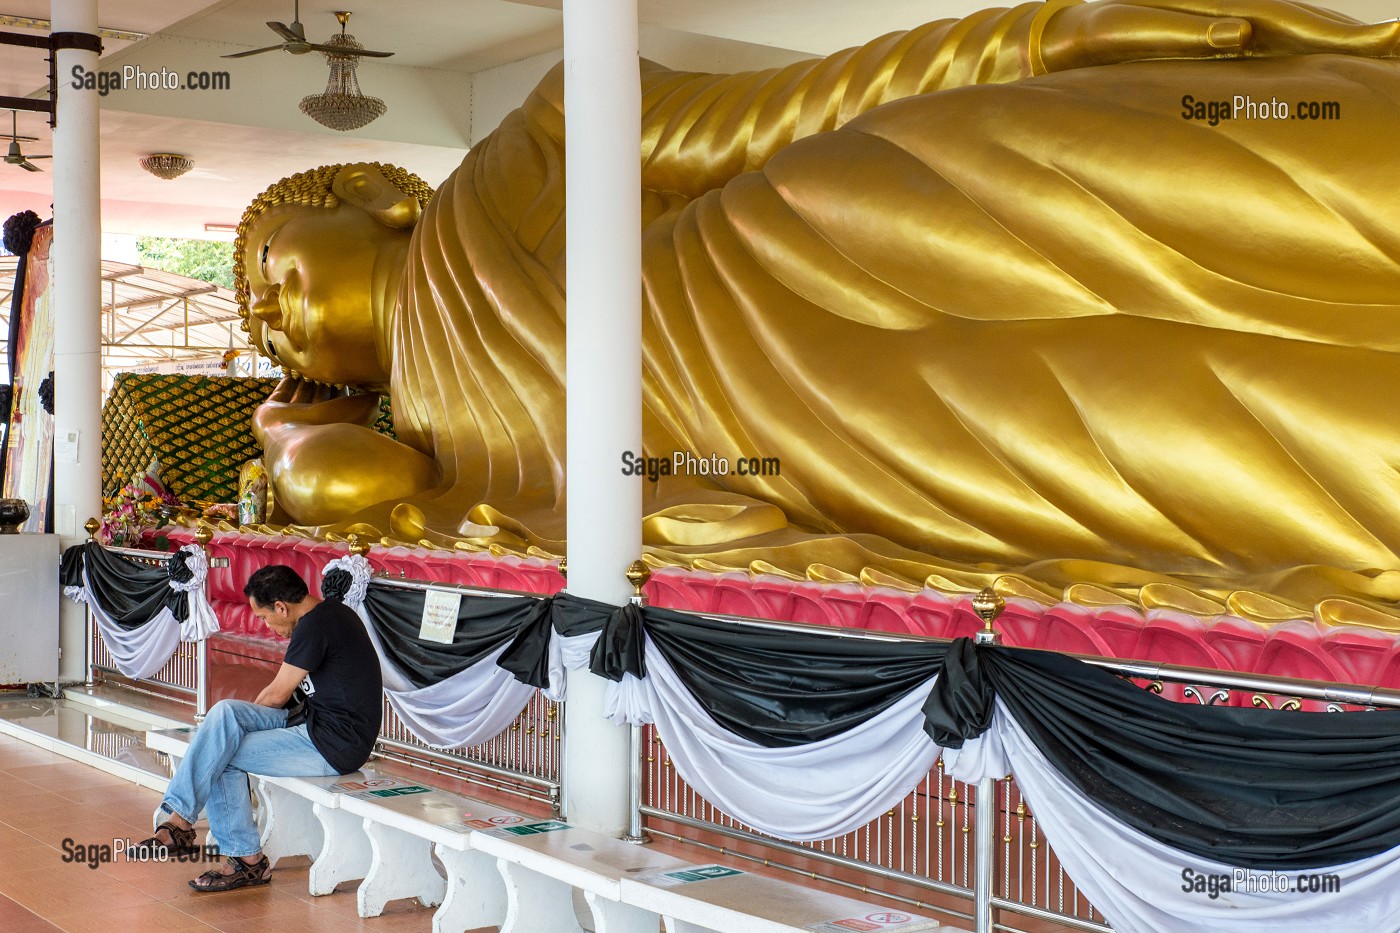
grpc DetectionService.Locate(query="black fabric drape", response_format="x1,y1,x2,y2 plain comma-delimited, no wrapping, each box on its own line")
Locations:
496,591,612,687
62,541,188,629
59,543,84,589
495,596,559,688
590,601,647,681
920,637,994,747
928,639,1400,870
591,603,949,748
549,591,614,637
360,583,547,689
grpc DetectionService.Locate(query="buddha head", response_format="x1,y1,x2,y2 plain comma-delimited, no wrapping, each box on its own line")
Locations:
234,163,434,388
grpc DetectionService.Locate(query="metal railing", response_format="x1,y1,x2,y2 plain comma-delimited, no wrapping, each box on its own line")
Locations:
85,544,209,719
632,604,1400,933
365,574,564,812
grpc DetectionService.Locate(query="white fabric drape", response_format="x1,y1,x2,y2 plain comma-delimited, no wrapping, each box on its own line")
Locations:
545,629,600,701
70,566,182,680
325,555,539,749
170,545,219,641
944,702,1400,933
602,634,942,841
322,554,372,606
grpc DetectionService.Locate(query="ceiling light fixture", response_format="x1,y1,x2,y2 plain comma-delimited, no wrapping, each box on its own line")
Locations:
299,12,387,132
140,153,194,180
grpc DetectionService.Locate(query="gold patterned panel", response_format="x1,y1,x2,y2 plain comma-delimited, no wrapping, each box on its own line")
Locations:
101,374,279,502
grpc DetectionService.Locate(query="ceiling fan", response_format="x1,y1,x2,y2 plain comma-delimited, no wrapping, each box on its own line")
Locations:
222,1,394,59
5,112,49,173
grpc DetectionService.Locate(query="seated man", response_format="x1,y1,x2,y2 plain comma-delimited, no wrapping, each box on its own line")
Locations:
141,564,383,892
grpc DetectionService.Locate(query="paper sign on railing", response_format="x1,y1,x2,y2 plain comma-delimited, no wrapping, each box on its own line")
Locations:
419,589,461,644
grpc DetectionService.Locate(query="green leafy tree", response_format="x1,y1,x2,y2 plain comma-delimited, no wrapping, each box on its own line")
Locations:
135,237,235,289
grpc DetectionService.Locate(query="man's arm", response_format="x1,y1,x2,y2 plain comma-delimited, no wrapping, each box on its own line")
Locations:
255,662,309,708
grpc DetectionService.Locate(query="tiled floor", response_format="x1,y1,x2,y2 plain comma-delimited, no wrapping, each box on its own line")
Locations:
0,730,479,933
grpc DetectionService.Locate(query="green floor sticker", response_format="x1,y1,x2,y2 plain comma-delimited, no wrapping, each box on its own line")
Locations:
495,820,570,836
645,864,746,888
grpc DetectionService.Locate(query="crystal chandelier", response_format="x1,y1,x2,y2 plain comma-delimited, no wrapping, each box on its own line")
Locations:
299,30,386,132
139,153,194,180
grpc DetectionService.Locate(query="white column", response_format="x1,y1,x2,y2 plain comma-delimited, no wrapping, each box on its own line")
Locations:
52,0,103,682
562,0,641,835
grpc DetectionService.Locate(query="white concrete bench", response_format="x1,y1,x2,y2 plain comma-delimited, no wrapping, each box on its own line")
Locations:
336,777,496,924
470,819,692,933
620,867,955,933
148,727,962,933
148,724,513,929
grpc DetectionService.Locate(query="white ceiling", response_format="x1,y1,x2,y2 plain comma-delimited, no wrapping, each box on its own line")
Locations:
0,0,1395,239
168,0,566,71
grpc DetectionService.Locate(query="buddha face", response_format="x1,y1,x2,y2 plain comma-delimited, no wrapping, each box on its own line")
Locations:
241,201,411,387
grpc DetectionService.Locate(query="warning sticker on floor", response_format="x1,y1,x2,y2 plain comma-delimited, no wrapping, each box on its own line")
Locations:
332,776,415,794
462,815,526,830
640,864,746,888
361,785,433,799
805,911,933,932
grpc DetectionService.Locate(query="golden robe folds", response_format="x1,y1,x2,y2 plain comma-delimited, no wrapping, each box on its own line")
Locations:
243,1,1400,614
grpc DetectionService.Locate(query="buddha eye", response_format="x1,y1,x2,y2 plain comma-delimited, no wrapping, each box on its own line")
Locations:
260,243,270,273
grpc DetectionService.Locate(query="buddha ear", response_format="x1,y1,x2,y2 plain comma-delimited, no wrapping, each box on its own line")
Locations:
331,163,420,229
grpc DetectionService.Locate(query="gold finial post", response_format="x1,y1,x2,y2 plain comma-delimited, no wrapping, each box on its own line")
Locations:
557,557,567,580
347,533,372,557
972,586,1005,645
194,522,214,546
83,517,100,539
626,559,651,601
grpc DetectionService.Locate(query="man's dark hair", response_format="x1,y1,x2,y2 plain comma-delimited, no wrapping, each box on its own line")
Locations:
243,565,309,608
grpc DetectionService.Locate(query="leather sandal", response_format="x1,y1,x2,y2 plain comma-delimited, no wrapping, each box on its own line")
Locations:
188,854,271,892
136,820,199,855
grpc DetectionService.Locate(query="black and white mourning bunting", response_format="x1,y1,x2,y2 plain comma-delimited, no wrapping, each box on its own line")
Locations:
933,639,1400,932
590,601,949,745
586,601,948,839
934,640,1400,868
573,604,1400,930
59,541,218,680
323,556,549,749
315,556,1400,929
946,704,1400,933
607,631,945,840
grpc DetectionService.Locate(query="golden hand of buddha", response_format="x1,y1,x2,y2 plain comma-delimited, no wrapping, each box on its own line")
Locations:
1041,0,1399,72
253,376,440,527
251,377,379,444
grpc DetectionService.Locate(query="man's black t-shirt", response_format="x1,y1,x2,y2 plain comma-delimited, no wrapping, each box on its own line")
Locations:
282,600,382,773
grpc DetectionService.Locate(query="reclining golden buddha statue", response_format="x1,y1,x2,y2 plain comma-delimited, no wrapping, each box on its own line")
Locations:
235,0,1400,623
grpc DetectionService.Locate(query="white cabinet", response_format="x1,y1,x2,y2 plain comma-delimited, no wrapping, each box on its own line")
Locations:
0,534,59,684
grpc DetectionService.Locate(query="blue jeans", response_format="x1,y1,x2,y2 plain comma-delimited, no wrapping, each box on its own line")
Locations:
159,699,340,858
